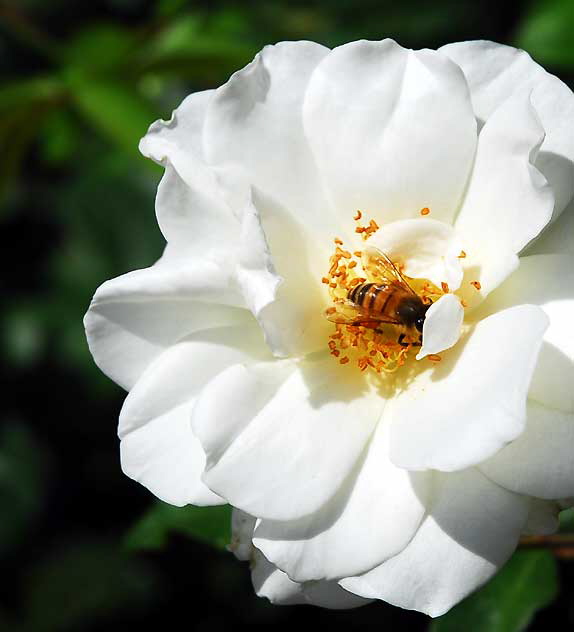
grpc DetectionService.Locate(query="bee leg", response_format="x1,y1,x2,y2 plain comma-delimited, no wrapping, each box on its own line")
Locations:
411,334,423,347
397,333,409,347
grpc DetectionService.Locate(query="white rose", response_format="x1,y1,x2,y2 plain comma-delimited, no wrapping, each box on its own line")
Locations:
84,39,574,616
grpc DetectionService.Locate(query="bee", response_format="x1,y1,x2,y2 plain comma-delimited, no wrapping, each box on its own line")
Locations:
325,246,431,336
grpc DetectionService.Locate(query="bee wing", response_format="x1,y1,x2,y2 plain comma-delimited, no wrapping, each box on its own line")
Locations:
362,246,416,294
324,299,402,326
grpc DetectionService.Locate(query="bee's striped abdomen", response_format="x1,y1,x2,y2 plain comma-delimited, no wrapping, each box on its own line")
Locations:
348,282,391,315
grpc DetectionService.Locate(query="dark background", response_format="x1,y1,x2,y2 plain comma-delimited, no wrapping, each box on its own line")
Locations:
2,0,574,629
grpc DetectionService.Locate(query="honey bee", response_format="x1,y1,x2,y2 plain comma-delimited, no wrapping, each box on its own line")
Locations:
325,246,431,335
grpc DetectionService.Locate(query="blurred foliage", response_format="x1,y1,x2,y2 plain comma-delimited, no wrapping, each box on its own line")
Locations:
125,502,232,552
431,551,559,632
1,0,574,629
515,0,574,68
0,422,49,556
22,540,161,632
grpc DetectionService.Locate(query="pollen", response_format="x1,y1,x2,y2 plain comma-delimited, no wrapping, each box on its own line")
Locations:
420,207,430,216
427,354,442,362
353,212,381,241
441,281,450,294
458,250,467,258
322,211,444,377
471,280,482,291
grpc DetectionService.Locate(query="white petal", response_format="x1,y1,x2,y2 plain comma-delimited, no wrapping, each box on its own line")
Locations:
368,218,464,290
140,95,284,337
417,294,464,360
481,401,574,500
441,40,574,219
476,254,574,412
139,89,215,190
248,189,333,358
252,549,370,609
303,39,476,229
236,197,282,324
139,92,240,255
120,403,223,506
230,509,256,562
119,323,268,506
527,197,574,257
454,92,554,307
84,256,246,390
253,420,430,581
192,356,381,521
389,305,549,472
153,162,239,256
340,469,529,617
231,509,371,609
203,41,337,242
522,499,560,536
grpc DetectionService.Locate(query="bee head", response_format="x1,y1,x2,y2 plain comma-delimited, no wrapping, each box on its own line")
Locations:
397,297,431,332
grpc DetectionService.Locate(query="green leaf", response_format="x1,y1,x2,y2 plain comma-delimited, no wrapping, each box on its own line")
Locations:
125,501,233,552
136,11,258,82
514,0,574,69
65,24,137,72
0,77,62,113
559,506,574,532
66,72,158,159
23,540,160,632
430,550,559,632
0,422,49,556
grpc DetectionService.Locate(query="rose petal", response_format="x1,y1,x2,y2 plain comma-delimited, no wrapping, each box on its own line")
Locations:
153,163,239,256
389,305,549,472
139,91,241,253
84,257,247,390
253,420,430,581
368,218,464,291
454,92,554,307
231,509,371,608
140,89,211,161
192,356,381,521
527,197,574,257
417,294,464,361
203,41,336,242
475,254,574,412
441,40,574,219
120,404,222,507
252,549,370,609
340,469,529,617
303,39,476,229
480,401,574,500
119,323,268,506
522,499,560,536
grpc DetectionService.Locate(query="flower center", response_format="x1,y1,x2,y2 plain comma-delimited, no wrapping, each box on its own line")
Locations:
322,212,446,375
